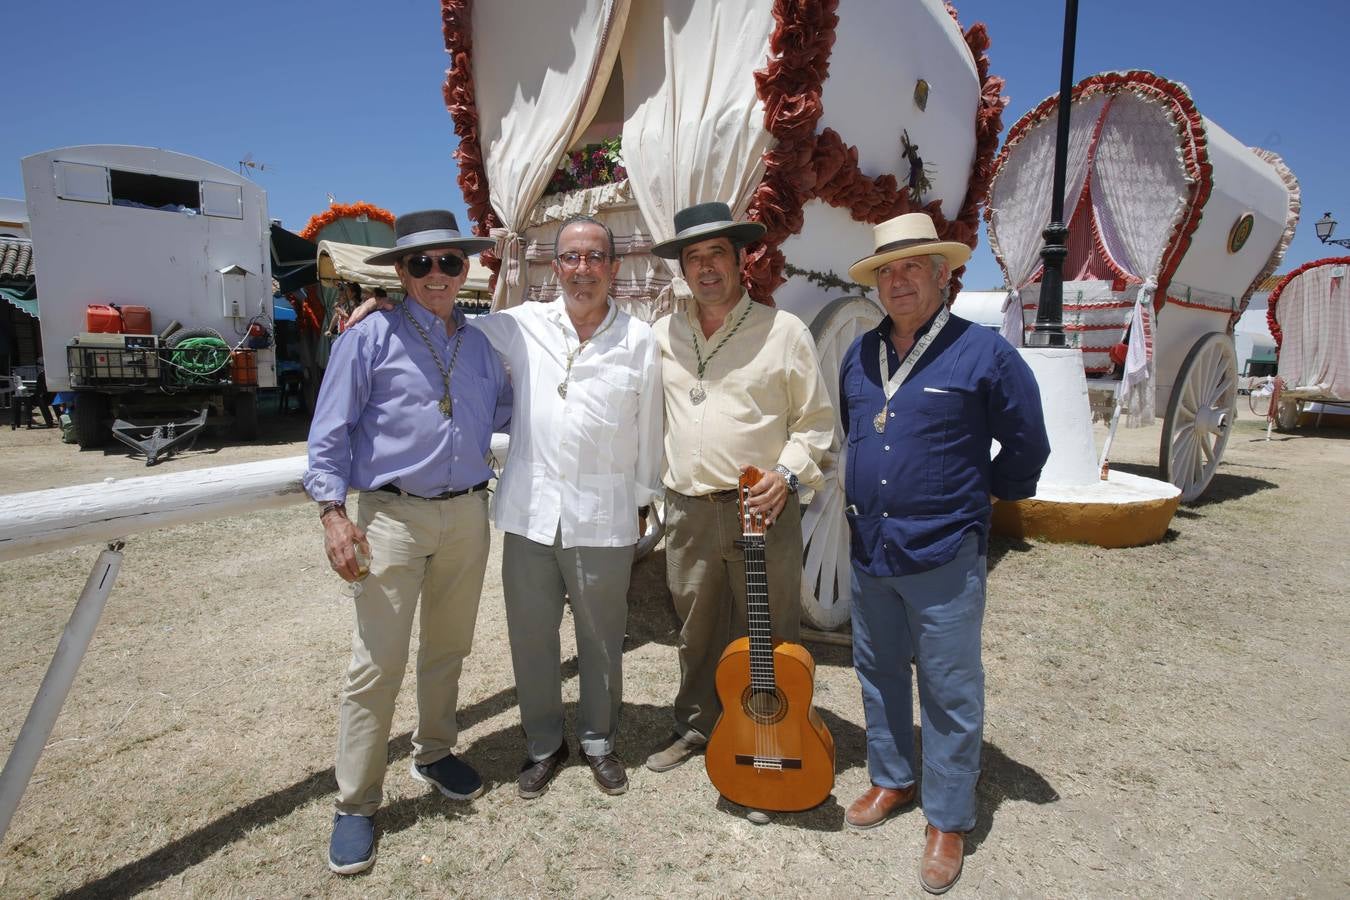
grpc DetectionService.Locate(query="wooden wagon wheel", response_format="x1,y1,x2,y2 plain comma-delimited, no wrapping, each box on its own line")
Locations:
1274,397,1301,432
801,295,884,630
1159,331,1237,503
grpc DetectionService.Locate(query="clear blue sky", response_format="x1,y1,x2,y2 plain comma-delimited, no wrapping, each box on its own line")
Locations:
4,1,1345,290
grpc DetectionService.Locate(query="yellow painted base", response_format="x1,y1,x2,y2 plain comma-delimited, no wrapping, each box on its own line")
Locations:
992,479,1181,548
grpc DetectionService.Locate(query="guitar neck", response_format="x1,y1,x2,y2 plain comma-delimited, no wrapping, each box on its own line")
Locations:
742,533,776,692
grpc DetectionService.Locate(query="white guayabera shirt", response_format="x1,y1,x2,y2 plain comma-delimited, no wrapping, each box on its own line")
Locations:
471,297,664,548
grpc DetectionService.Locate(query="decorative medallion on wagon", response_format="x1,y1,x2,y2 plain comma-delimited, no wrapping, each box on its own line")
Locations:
1227,212,1255,254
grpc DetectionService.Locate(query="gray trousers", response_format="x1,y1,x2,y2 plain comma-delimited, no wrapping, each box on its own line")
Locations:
502,529,635,759
664,492,803,742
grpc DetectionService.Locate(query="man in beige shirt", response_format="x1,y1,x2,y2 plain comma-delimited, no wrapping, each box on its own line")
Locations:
645,202,834,773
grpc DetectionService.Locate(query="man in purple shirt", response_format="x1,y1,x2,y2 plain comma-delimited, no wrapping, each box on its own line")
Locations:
839,214,1049,894
304,210,511,876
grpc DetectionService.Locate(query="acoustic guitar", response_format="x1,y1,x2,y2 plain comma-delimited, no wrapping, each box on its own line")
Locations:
704,467,836,812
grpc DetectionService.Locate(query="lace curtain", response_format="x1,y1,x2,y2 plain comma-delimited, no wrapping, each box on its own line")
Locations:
1276,266,1349,397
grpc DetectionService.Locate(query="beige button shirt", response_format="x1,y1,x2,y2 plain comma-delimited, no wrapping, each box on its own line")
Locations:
653,292,834,496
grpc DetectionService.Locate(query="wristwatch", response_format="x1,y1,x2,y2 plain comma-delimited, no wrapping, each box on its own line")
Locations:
773,464,799,494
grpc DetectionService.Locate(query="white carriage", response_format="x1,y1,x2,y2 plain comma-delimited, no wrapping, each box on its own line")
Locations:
986,71,1301,502
440,0,1003,629
1266,255,1350,429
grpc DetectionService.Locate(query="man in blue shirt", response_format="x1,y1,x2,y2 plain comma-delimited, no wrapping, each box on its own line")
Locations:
838,213,1049,894
304,210,512,875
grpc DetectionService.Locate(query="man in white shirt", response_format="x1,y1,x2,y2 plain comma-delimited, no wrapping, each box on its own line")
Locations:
475,216,662,797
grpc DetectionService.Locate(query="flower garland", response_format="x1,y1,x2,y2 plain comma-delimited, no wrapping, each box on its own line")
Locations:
299,202,395,242
546,137,627,195
744,0,1005,303
442,0,504,281
783,262,871,296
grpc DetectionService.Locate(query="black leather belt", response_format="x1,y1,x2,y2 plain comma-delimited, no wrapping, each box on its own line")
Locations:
376,480,489,501
674,488,740,503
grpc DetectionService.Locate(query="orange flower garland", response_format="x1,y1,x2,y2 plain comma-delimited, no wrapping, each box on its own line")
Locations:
299,202,396,242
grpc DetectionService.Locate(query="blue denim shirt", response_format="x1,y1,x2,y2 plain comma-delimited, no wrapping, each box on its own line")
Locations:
840,313,1050,576
304,301,512,502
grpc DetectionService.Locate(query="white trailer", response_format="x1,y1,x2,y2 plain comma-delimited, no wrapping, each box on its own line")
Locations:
21,145,276,447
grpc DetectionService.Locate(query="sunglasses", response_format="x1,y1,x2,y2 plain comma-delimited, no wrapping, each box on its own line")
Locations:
405,253,466,279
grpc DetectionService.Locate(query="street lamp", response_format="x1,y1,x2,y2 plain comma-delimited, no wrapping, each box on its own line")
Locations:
1314,212,1350,249
1026,0,1079,348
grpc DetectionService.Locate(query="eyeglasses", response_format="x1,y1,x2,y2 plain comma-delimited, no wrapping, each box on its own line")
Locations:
404,253,466,279
556,250,612,268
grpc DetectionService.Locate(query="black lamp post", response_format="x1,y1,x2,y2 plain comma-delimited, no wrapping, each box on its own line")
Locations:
1314,212,1350,249
1027,0,1079,348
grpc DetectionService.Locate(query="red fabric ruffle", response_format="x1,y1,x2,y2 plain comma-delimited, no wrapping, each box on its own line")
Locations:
299,202,395,243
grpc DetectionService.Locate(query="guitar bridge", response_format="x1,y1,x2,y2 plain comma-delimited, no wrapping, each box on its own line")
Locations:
734,754,802,770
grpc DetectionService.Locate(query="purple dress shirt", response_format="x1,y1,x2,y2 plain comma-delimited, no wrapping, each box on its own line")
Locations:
304,301,512,502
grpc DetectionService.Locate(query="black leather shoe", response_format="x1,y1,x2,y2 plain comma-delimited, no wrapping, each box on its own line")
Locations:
582,751,628,795
517,743,568,799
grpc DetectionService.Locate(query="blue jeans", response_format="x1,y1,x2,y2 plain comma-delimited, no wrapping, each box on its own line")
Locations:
850,532,987,832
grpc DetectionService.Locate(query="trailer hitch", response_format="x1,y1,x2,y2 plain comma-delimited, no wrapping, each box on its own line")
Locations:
111,408,209,466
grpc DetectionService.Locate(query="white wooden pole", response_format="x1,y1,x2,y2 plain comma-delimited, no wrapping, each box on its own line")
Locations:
0,543,124,842
0,456,309,563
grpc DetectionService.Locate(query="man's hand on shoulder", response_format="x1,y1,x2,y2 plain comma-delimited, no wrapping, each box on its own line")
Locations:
345,294,398,330
321,505,370,583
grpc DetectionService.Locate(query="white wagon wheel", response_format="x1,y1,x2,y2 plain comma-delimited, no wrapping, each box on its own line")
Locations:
1158,331,1237,503
801,295,884,630
1274,397,1301,432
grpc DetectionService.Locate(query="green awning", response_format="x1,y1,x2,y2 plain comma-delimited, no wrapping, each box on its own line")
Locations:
0,284,37,318
271,223,319,294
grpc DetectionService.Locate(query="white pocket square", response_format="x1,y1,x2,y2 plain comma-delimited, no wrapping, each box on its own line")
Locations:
923,387,951,394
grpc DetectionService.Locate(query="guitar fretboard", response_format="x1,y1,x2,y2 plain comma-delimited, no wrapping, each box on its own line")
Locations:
742,531,777,693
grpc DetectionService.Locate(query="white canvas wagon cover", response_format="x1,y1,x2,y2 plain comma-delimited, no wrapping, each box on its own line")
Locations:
1267,256,1350,400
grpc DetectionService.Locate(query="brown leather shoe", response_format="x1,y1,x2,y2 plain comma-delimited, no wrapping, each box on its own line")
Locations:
582,751,628,795
844,783,917,830
644,733,705,773
919,825,965,894
517,743,568,799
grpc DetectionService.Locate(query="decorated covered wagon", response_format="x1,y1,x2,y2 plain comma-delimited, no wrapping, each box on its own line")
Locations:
986,71,1300,502
437,0,1005,628
1266,255,1350,429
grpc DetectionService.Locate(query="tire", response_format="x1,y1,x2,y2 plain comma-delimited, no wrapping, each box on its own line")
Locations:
73,391,110,449
232,390,259,441
163,327,225,348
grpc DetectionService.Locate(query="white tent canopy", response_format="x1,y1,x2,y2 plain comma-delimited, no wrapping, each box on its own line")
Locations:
316,240,492,294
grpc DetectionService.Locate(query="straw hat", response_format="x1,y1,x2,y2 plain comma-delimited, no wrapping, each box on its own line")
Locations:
364,210,494,266
650,202,766,260
847,213,972,287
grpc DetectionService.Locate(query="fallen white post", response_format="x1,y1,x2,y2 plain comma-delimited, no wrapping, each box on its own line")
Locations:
0,543,124,842
0,456,309,563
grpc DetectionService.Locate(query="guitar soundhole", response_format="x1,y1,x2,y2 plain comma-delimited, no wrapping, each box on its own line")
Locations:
740,686,787,725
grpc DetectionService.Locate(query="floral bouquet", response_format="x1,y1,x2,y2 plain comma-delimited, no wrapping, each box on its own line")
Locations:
545,136,627,196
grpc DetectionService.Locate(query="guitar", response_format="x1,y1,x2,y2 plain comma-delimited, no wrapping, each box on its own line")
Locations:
704,466,836,812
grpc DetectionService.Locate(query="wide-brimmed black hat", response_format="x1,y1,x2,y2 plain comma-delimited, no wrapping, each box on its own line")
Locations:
364,210,494,266
650,202,766,260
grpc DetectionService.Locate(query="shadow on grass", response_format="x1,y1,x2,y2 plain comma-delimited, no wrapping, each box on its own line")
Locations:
1108,461,1277,507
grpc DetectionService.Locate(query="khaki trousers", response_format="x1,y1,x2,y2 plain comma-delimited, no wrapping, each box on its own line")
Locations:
335,489,489,816
664,492,803,741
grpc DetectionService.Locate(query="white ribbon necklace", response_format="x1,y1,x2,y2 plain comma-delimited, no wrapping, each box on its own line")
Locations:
874,305,950,433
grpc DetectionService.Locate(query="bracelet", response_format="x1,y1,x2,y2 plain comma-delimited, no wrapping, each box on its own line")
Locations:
319,500,346,520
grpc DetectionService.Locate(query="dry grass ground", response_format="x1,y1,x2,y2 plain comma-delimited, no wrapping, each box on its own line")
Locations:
0,410,1346,898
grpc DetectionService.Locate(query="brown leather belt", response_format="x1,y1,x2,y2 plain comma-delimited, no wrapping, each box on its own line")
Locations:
673,488,740,503
375,480,489,501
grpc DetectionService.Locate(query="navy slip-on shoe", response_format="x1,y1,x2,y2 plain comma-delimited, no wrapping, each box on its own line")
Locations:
410,753,485,800
328,813,375,875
